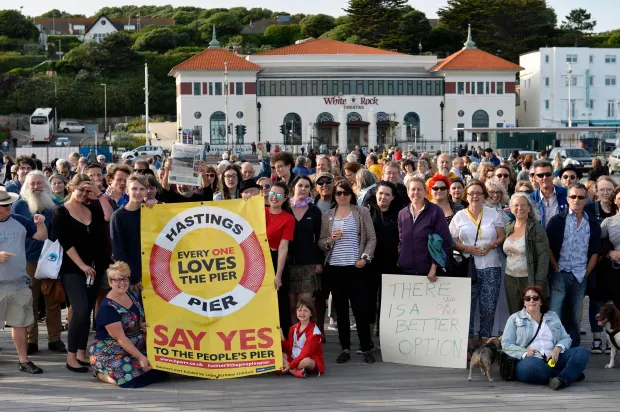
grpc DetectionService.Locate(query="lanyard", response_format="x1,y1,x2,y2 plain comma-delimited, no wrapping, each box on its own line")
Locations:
465,208,483,240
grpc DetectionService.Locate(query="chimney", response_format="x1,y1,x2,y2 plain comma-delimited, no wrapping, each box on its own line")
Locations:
233,45,239,55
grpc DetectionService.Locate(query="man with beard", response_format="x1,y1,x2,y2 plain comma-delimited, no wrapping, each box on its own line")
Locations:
436,153,457,179
10,171,65,355
104,164,132,210
5,156,36,194
160,158,212,203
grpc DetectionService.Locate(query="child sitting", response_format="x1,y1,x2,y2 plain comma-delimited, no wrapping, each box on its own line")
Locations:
281,298,325,378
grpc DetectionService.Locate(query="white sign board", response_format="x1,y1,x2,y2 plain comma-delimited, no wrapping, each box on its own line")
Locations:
169,143,203,186
379,275,471,369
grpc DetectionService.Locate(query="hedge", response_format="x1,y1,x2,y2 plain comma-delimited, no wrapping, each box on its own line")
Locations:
0,54,47,74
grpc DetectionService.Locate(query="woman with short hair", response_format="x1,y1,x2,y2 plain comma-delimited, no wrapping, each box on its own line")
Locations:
355,169,377,208
427,174,462,224
49,174,68,205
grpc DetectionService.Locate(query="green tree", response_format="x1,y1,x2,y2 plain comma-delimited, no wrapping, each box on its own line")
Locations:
320,24,354,41
64,42,108,72
199,8,229,20
101,32,138,67
263,24,302,47
300,14,336,38
607,32,620,48
202,12,243,37
134,27,179,53
39,9,85,18
344,0,410,49
0,10,38,39
560,8,597,46
172,10,200,26
399,10,432,54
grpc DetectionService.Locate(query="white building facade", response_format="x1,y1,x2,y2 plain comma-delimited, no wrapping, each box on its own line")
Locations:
171,31,521,152
518,47,620,129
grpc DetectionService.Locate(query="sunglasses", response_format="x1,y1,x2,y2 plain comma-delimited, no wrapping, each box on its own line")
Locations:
495,173,510,178
431,186,447,191
0,204,11,208
562,174,577,180
335,191,351,197
268,191,284,199
224,174,237,179
536,172,553,178
568,195,587,200
523,295,540,302
519,189,533,194
134,169,146,174
205,173,216,178
260,184,271,189
317,179,333,185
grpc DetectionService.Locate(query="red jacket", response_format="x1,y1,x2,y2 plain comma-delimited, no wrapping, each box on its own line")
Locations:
282,321,325,373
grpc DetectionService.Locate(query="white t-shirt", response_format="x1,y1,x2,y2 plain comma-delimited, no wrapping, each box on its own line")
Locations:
449,206,505,269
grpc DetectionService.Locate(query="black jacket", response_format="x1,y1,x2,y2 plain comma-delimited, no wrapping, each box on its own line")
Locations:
368,201,400,267
288,203,323,266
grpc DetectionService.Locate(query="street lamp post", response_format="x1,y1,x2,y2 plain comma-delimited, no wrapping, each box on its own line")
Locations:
440,101,445,142
568,62,573,128
100,83,107,144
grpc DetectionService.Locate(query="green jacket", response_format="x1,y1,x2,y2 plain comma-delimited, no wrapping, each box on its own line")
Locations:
504,217,550,297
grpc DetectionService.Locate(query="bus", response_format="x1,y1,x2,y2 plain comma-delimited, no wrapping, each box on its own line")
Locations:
30,108,55,143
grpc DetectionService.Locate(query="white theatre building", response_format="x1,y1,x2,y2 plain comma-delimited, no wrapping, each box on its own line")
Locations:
170,28,522,151
518,47,620,129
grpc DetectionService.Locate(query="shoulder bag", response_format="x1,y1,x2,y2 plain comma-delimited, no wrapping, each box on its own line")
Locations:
499,314,543,381
453,216,482,285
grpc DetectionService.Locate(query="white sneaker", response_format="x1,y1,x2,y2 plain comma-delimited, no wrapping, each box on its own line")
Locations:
591,339,603,354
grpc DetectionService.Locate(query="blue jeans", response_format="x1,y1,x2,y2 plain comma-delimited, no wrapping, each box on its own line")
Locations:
549,271,587,347
515,347,590,386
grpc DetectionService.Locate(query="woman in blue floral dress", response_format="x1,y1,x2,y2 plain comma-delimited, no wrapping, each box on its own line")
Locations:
89,261,167,388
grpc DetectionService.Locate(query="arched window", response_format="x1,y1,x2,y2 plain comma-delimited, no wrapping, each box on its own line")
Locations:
347,112,362,123
283,113,302,145
472,110,489,141
210,111,226,145
404,112,420,139
316,112,334,124
376,112,390,122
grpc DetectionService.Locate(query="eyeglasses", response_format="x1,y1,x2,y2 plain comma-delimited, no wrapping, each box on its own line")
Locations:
599,188,613,193
568,195,587,200
488,190,502,195
519,189,533,194
431,186,447,191
523,295,540,302
111,278,130,284
335,191,351,197
495,173,510,178
260,184,271,189
316,179,333,185
268,191,284,199
536,172,553,178
562,174,577,180
467,191,483,197
224,174,237,179
205,173,216,178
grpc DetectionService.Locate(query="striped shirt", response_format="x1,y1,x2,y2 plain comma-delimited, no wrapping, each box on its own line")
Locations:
328,213,359,266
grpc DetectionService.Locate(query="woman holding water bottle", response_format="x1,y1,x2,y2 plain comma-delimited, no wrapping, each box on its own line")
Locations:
52,174,113,373
319,180,376,364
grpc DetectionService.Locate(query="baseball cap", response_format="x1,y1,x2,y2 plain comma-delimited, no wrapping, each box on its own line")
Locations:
315,172,334,183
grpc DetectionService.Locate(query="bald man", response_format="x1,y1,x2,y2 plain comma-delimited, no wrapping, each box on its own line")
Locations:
241,162,255,181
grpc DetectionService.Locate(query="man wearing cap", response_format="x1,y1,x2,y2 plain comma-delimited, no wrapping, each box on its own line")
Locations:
314,172,335,213
0,186,48,374
239,179,261,200
558,164,582,189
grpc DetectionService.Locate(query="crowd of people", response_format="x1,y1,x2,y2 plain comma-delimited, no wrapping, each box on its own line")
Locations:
1,142,619,390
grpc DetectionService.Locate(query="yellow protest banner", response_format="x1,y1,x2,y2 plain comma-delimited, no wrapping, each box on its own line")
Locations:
141,196,282,379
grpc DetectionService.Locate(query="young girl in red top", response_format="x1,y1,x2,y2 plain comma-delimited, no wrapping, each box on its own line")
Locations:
281,298,325,378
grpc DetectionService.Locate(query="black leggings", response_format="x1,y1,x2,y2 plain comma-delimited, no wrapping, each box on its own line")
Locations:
271,250,291,336
61,272,101,353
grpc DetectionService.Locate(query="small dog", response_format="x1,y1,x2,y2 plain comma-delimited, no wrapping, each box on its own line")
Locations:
596,303,620,369
468,337,501,381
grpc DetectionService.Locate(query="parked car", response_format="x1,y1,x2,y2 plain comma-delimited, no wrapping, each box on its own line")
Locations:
55,137,70,147
607,148,620,174
121,145,164,160
58,121,84,133
549,147,593,172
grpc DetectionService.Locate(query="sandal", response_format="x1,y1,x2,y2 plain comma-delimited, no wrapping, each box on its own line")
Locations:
18,361,43,374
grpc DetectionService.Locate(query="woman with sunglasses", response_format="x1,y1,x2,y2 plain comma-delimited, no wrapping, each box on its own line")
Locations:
494,164,515,196
313,172,336,213
256,177,272,206
450,180,506,357
502,285,589,390
427,174,462,224
485,179,511,221
319,180,376,364
214,165,242,200
202,165,219,200
265,182,296,335
504,193,550,313
287,176,325,332
52,174,113,373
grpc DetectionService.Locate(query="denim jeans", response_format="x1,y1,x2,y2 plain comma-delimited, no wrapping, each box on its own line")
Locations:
549,271,587,347
515,347,590,386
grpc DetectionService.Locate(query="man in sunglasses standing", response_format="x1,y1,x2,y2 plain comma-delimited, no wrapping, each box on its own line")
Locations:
529,160,568,227
558,164,582,189
546,183,600,347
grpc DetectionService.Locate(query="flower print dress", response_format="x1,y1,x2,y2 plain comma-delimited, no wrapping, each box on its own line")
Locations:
89,292,148,387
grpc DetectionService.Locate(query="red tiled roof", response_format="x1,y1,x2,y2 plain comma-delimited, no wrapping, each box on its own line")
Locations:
256,38,407,56
430,48,523,71
169,49,263,74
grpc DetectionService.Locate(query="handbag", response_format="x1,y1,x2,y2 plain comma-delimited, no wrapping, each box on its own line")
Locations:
500,314,544,381
34,239,63,280
41,279,66,304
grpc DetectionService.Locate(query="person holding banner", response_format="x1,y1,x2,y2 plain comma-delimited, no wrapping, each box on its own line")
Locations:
90,261,168,388
160,159,212,203
319,180,376,364
265,182,296,335
214,165,242,200
449,180,505,356
52,174,113,373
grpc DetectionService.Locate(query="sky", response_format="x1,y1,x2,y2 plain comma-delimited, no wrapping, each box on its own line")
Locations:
14,0,620,32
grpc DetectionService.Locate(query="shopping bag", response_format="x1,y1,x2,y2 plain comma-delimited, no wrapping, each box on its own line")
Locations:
34,240,63,280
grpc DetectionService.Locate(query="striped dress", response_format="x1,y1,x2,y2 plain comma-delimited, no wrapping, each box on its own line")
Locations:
328,213,359,266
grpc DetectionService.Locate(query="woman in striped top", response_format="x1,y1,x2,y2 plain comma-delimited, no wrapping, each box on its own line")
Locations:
319,180,376,364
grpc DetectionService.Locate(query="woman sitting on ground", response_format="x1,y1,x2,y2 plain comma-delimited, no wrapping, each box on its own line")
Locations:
90,261,168,388
502,285,589,390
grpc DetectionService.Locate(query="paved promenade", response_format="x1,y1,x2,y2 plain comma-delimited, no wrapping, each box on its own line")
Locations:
1,316,620,412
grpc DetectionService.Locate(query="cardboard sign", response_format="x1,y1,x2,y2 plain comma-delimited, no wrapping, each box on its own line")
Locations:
380,275,471,369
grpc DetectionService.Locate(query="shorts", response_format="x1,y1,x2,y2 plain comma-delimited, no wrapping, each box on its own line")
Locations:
0,288,35,327
289,265,320,294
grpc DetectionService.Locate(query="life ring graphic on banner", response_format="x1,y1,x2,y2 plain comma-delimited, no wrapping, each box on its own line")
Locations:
149,206,265,318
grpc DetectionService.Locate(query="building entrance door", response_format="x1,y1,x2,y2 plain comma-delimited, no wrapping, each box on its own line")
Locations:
347,127,368,148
